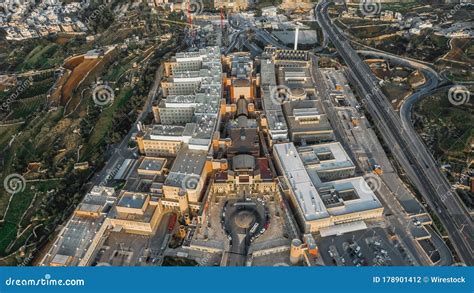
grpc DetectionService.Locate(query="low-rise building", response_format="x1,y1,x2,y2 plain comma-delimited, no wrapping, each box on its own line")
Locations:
163,146,210,209
108,192,163,235
298,142,355,181
213,157,275,194
41,186,117,266
213,0,251,11
282,100,334,144
273,143,383,233
137,157,167,176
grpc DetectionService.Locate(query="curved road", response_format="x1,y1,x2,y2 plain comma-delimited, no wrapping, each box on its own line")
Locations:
356,52,458,267
355,50,442,130
316,0,473,265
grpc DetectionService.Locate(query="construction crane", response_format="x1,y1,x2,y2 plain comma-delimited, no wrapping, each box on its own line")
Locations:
187,1,196,45
220,7,224,31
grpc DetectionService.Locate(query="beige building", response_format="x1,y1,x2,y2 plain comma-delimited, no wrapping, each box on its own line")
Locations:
137,157,167,176
136,134,183,157
223,52,256,103
163,147,211,212
214,0,251,11
282,100,335,144
274,143,383,233
280,0,313,11
136,126,184,157
212,156,275,194
109,192,163,235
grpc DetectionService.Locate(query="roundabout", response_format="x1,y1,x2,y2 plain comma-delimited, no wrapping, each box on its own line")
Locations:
222,198,269,266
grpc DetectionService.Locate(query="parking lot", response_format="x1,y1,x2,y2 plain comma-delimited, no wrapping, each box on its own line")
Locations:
194,195,228,243
317,227,408,266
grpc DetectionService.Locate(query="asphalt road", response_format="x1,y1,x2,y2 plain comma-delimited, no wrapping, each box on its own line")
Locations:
89,63,164,187
310,55,432,265
224,198,265,266
315,1,473,265
354,50,442,132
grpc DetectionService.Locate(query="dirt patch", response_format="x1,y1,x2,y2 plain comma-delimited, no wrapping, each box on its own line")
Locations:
61,58,100,105
440,38,473,65
64,55,84,70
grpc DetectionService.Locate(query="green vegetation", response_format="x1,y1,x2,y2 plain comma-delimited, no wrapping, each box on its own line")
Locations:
18,44,62,71
360,1,424,14
8,96,47,119
85,87,133,151
0,181,59,253
429,210,447,237
413,88,473,208
257,0,282,6
414,91,473,155
162,256,198,266
0,1,185,265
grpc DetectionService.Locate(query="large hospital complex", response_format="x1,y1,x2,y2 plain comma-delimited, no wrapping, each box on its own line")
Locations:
41,46,384,267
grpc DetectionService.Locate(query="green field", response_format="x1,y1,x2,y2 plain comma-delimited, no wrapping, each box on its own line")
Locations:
17,44,62,71
83,86,133,156
415,90,473,156
8,96,47,120
0,180,59,255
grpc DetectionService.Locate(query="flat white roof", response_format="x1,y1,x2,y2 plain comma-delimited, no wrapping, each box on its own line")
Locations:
319,221,368,237
274,143,329,220
298,142,355,172
275,143,382,221
321,176,383,216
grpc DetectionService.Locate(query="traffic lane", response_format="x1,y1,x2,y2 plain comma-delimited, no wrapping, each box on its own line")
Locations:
315,1,473,264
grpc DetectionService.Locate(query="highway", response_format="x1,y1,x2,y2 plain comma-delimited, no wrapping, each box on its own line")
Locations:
315,1,473,265
226,14,290,54
310,56,432,265
354,50,443,132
